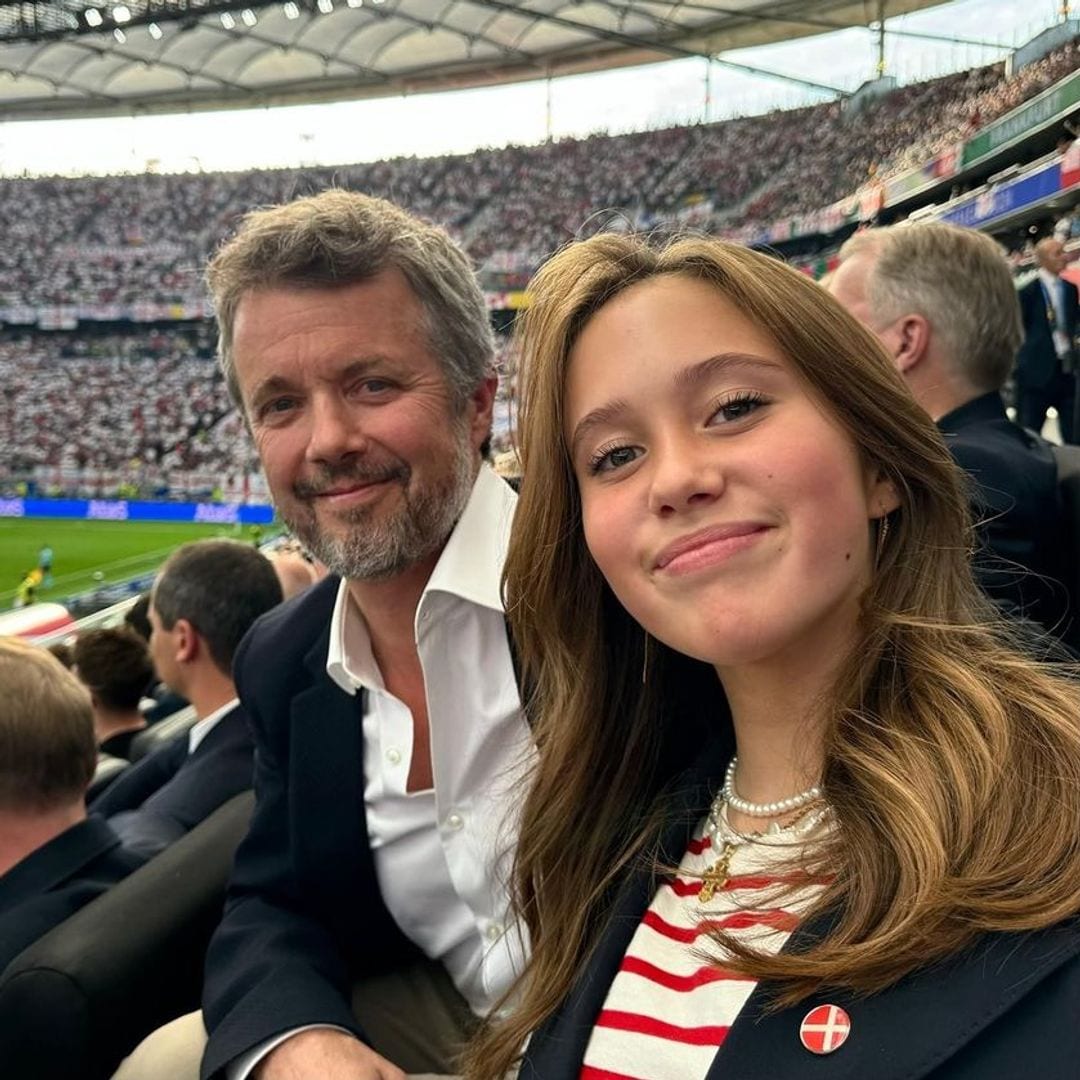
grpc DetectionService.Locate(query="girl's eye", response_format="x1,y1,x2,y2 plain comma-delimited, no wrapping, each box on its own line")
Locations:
589,444,641,475
710,391,767,424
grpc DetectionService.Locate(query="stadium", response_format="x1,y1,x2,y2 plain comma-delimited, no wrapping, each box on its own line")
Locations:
3,1,1080,1077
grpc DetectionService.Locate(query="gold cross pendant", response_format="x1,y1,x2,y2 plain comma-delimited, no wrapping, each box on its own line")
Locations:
698,841,735,903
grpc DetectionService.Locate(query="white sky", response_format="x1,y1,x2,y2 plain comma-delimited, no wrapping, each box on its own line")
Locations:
0,0,1069,177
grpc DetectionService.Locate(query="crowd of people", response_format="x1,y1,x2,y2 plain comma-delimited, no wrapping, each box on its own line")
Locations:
0,326,257,491
0,38,1077,317
3,190,1080,1080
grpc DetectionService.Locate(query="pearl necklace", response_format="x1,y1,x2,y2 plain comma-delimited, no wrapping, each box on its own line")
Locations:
698,783,829,903
722,755,822,818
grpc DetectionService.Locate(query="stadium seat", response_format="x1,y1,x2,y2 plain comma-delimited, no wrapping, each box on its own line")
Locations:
86,753,129,802
128,703,198,762
0,790,254,1080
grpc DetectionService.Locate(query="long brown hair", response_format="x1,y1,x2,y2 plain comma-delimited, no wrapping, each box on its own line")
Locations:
466,234,1080,1078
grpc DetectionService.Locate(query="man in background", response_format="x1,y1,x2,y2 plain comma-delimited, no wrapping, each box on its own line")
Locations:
1016,235,1078,442
0,637,143,970
90,540,282,859
73,628,153,759
830,222,1073,643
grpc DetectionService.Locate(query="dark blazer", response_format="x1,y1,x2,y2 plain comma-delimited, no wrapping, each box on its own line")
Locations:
90,703,255,860
937,391,1073,642
0,816,144,972
1016,275,1079,388
522,747,1080,1079
200,577,422,1080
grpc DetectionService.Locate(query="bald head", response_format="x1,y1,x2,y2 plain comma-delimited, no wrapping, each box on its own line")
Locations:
1035,237,1068,276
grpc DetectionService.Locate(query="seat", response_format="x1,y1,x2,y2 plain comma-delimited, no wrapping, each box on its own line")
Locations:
0,790,254,1080
86,753,129,802
128,703,198,762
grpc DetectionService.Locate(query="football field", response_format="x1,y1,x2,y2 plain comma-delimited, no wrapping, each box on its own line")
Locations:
0,517,277,609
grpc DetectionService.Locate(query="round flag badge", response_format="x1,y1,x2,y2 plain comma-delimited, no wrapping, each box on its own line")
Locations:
799,1004,851,1055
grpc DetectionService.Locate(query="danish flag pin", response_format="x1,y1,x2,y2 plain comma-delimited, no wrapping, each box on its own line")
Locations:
799,1004,851,1055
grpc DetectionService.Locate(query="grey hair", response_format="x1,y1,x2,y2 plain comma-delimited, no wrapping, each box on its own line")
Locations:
838,223,1022,393
206,189,495,411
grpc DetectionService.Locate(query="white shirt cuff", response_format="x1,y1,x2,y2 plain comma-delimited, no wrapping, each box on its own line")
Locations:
226,1024,354,1080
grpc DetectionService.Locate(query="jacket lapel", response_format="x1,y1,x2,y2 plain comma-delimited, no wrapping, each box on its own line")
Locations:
286,630,368,911
521,740,728,1078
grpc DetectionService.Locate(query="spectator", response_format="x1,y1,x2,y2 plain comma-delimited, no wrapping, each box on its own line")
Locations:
72,627,153,759
117,191,528,1080
267,549,318,600
0,637,143,970
124,592,189,723
1016,236,1079,443
831,223,1074,642
90,540,282,859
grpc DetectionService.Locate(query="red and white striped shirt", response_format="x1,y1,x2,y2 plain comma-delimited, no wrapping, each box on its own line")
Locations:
580,814,827,1080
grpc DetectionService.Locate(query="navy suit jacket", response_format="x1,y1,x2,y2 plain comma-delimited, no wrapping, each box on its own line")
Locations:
0,816,144,972
1016,276,1079,388
937,391,1073,642
522,744,1080,1079
90,703,255,859
200,577,421,1079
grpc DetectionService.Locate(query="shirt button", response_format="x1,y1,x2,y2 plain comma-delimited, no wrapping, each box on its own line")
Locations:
385,748,401,765
485,923,503,942
446,812,464,831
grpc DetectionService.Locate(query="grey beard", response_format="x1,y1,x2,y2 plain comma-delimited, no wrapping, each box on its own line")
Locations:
284,437,477,582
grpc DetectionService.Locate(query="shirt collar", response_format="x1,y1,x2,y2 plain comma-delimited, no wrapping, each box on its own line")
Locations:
188,697,239,755
1039,268,1061,292
325,464,516,696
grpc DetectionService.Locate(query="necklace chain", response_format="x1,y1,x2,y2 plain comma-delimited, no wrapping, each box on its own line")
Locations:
695,759,828,904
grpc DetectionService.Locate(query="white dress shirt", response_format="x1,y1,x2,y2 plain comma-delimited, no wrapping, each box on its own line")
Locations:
230,465,531,1078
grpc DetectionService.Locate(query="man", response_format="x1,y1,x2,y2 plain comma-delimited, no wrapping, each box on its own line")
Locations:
0,637,143,971
73,627,153,758
830,222,1073,642
121,191,529,1080
1016,235,1078,442
38,542,54,588
90,540,283,859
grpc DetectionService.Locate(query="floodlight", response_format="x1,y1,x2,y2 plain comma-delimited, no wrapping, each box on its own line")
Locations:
241,8,257,25
112,5,131,23
148,21,162,39
317,0,333,13
283,1,300,18
84,8,103,27
220,10,235,27
113,27,126,41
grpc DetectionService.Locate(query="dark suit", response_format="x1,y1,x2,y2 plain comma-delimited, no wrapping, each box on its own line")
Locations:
90,704,255,860
522,745,1080,1079
1016,275,1079,442
200,577,422,1079
0,816,144,972
937,392,1073,644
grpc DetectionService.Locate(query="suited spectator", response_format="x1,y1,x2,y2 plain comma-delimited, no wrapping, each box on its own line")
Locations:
1016,236,1079,442
831,223,1074,642
125,592,189,724
73,628,153,759
0,637,143,970
91,540,282,859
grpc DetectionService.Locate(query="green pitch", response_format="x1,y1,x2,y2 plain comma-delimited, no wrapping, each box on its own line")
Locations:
0,517,277,609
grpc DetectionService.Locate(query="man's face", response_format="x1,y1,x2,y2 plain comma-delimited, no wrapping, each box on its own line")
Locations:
828,253,904,371
1038,240,1068,276
147,598,181,695
231,270,492,581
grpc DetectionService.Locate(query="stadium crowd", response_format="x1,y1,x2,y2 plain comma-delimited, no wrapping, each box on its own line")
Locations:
0,38,1077,315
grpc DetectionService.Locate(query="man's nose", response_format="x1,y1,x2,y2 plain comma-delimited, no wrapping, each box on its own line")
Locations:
305,394,366,464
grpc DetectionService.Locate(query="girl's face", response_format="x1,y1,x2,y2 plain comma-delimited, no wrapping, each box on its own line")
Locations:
563,274,897,673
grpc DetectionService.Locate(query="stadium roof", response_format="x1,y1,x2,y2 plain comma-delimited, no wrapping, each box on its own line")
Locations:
0,0,952,121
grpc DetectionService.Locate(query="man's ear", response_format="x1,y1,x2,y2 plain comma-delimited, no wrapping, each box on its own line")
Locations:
894,314,931,375
174,618,198,664
467,375,499,455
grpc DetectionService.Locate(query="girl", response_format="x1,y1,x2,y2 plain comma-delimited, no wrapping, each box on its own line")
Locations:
468,235,1080,1079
